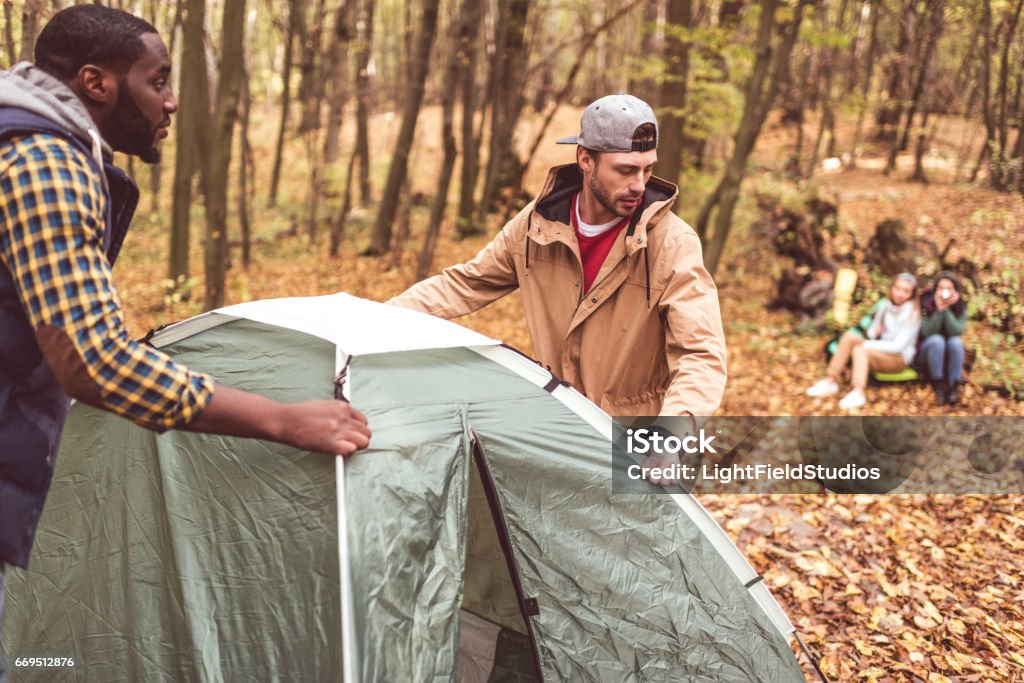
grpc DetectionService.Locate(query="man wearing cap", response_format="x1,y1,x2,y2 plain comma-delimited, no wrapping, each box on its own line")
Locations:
390,94,726,423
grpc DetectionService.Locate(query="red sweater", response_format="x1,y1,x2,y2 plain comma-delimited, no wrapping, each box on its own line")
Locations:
571,194,630,293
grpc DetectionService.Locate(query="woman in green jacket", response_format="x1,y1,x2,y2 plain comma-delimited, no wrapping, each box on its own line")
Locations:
917,271,969,405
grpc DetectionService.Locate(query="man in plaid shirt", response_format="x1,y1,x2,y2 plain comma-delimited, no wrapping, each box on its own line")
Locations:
0,7,371,665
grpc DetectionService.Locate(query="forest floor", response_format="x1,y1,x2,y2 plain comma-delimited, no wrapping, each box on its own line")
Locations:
111,104,1023,681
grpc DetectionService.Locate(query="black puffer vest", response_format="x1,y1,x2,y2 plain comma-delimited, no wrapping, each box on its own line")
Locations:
0,107,139,568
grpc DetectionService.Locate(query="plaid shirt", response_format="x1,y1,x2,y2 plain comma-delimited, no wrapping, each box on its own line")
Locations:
0,132,213,431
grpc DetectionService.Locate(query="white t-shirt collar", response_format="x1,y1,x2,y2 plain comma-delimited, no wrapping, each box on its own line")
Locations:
574,193,622,237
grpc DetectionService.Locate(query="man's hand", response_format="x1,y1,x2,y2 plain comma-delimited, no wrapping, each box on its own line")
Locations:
645,450,682,487
274,401,371,456
186,385,371,456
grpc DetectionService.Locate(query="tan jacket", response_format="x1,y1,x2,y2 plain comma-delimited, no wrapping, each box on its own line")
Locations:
390,164,727,418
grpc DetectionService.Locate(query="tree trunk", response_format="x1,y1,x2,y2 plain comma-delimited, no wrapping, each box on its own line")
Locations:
656,0,693,187
168,0,210,283
330,142,359,256
417,0,465,279
203,0,247,310
847,0,879,169
911,109,934,183
322,0,357,164
354,0,376,205
875,0,916,142
367,0,441,255
479,0,530,217
18,0,45,63
970,0,995,184
147,0,186,211
303,129,323,241
992,0,1024,189
886,0,945,175
455,0,483,239
790,51,812,176
807,0,848,180
697,0,808,276
268,13,296,207
4,1,17,68
238,57,255,268
387,178,413,270
297,0,328,134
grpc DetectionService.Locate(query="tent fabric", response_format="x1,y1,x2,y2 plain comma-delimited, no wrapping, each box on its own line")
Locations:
3,295,805,682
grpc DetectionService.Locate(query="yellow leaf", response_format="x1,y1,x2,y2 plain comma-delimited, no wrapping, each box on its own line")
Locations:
922,600,943,622
868,606,887,630
879,575,901,597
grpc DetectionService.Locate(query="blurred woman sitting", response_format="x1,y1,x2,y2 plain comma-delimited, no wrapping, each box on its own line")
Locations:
806,273,922,410
917,271,968,405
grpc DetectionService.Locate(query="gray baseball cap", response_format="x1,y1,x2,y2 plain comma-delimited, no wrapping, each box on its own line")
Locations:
557,94,658,152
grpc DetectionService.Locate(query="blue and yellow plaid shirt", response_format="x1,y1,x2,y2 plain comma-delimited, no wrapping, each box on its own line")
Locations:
0,132,213,431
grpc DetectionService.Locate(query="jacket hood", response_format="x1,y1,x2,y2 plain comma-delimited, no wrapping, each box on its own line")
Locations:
534,163,678,236
0,62,112,157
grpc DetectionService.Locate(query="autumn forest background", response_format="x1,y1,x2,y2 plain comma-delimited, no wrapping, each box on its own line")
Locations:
3,0,1024,679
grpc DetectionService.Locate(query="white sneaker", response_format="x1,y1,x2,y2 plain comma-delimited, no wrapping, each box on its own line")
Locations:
806,379,839,397
838,390,866,410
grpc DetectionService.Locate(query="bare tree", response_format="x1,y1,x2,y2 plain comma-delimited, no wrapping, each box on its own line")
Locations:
268,4,297,207
168,0,211,283
875,0,917,142
455,0,483,239
885,0,945,175
203,0,247,309
4,1,18,68
847,0,879,169
479,0,530,217
238,47,256,267
354,0,376,205
19,0,45,63
696,0,809,276
367,0,441,255
322,0,358,164
417,1,469,278
656,0,693,186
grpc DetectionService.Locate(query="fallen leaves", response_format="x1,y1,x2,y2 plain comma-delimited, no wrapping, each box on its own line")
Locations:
702,494,1024,681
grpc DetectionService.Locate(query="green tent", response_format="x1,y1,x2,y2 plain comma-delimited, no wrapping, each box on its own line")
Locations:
4,294,810,681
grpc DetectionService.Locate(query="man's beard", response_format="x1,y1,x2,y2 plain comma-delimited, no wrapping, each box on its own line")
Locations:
108,84,162,164
587,172,637,218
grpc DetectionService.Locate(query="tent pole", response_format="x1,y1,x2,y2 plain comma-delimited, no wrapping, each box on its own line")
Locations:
334,352,359,682
794,631,829,682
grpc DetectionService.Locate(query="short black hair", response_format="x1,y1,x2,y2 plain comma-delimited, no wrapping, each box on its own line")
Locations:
35,5,158,81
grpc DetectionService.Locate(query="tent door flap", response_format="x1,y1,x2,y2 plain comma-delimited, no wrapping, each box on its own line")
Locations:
468,427,545,682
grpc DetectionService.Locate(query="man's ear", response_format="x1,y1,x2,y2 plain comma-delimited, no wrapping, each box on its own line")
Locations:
76,65,118,107
577,148,592,173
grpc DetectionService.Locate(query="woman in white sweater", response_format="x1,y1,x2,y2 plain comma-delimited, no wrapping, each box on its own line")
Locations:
807,273,922,410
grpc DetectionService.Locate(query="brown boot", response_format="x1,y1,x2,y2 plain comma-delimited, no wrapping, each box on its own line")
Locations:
931,380,948,405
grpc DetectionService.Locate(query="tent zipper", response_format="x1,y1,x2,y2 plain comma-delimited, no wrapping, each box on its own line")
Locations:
468,427,545,682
